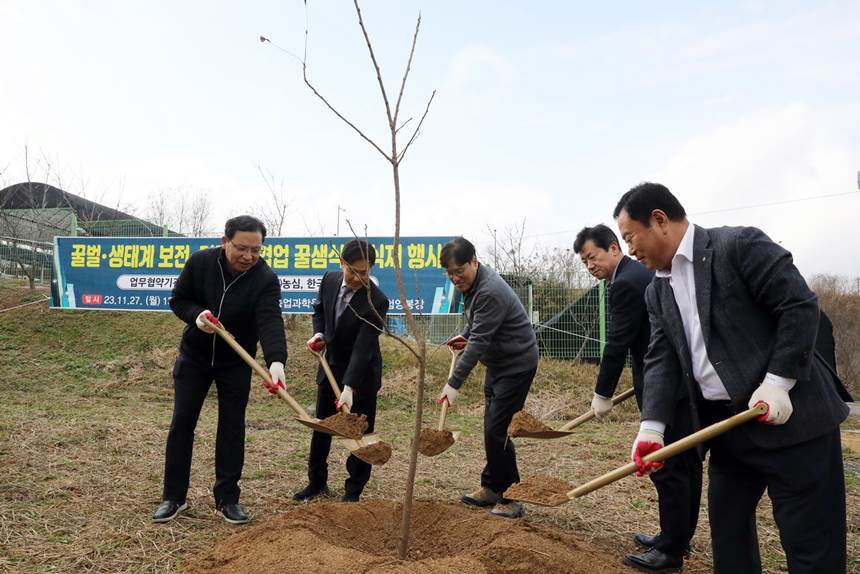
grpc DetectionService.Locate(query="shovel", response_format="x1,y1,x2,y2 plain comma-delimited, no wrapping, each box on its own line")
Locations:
310,347,393,466
505,402,768,506
510,387,637,439
418,347,462,456
200,315,353,438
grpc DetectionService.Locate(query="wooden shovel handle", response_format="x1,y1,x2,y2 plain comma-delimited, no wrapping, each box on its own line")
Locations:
559,387,636,431
567,402,768,499
438,348,461,430
201,316,309,420
311,348,351,414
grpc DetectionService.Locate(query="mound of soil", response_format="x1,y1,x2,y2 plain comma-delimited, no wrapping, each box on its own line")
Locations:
504,475,571,506
319,412,368,439
181,501,621,574
353,441,393,465
417,429,455,456
506,411,553,436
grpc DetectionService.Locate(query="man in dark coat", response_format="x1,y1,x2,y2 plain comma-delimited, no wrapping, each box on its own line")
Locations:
153,215,287,525
293,239,389,503
616,182,849,573
574,224,701,571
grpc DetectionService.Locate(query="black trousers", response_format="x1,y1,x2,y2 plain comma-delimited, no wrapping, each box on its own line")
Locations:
700,401,846,574
649,399,703,556
307,381,377,497
162,354,251,507
480,367,536,494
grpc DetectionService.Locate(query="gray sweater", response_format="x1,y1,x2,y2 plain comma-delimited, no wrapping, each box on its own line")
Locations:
448,264,539,389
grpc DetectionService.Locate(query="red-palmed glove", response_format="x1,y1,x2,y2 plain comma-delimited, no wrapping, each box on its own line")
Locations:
306,333,325,353
446,335,467,351
631,430,665,477
748,383,793,425
261,378,285,395
195,310,220,333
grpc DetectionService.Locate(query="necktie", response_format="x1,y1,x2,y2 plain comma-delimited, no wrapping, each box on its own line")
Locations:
335,285,352,324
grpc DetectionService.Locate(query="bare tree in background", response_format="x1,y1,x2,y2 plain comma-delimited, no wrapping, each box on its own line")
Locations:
253,165,293,236
145,187,212,237
266,0,436,558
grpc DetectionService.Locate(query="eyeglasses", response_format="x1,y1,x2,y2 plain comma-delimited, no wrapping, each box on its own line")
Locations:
229,241,262,256
445,263,471,279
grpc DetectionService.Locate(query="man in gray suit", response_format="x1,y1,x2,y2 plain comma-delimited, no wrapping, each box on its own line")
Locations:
614,183,848,573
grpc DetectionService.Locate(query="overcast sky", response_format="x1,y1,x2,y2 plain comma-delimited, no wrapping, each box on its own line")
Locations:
1,1,858,278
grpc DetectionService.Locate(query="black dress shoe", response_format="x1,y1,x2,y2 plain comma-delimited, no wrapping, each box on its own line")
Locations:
218,503,250,524
152,500,188,523
341,492,360,503
634,532,691,557
634,532,660,548
293,484,330,502
623,548,683,573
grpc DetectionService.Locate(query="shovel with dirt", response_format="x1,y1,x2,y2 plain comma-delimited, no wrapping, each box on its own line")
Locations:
309,348,393,466
201,315,362,440
508,387,636,439
504,402,768,506
418,347,462,456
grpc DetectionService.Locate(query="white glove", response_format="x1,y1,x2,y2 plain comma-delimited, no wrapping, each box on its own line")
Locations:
591,393,613,419
269,361,286,388
748,382,793,425
337,386,354,410
437,383,459,406
195,310,216,333
630,429,665,476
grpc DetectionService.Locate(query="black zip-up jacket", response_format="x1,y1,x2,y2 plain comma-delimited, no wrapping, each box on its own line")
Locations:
169,247,286,369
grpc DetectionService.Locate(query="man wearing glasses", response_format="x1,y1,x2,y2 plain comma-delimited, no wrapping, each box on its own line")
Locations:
152,215,287,525
437,236,539,519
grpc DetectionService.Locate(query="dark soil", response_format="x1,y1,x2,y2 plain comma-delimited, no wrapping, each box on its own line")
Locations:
506,411,553,436
319,411,369,439
353,441,393,465
417,429,455,456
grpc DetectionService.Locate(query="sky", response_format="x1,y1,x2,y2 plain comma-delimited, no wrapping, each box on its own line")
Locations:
1,0,859,278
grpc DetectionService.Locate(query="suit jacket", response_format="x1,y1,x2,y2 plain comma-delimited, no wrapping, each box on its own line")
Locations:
312,270,389,395
642,225,849,449
595,256,655,405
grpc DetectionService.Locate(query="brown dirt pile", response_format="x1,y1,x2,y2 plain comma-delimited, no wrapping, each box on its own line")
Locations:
319,412,368,439
504,475,572,506
506,411,553,436
181,500,622,574
353,441,393,465
418,429,455,456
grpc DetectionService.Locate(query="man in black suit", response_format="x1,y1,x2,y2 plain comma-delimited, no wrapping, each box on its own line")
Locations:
574,224,701,572
293,239,389,503
616,183,849,573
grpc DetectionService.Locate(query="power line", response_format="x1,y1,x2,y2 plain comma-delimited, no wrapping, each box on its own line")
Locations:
522,189,860,240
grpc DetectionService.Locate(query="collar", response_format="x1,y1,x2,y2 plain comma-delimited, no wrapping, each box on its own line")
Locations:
466,262,485,295
655,222,694,278
610,255,626,284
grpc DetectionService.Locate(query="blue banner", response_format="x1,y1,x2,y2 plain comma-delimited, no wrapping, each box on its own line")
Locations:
52,236,461,315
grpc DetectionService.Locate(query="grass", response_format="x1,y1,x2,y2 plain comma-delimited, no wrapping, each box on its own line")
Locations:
0,282,858,573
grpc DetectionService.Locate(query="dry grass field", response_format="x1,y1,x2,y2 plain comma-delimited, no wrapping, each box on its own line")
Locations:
0,282,857,573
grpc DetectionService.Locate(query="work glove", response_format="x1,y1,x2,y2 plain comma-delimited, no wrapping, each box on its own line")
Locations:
748,382,793,425
262,361,286,395
437,383,460,406
307,333,325,353
631,429,664,477
446,335,467,351
591,393,613,419
195,310,218,333
337,386,354,411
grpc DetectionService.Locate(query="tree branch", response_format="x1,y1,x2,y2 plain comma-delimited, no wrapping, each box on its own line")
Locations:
398,89,436,164
353,0,395,128
393,12,422,128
